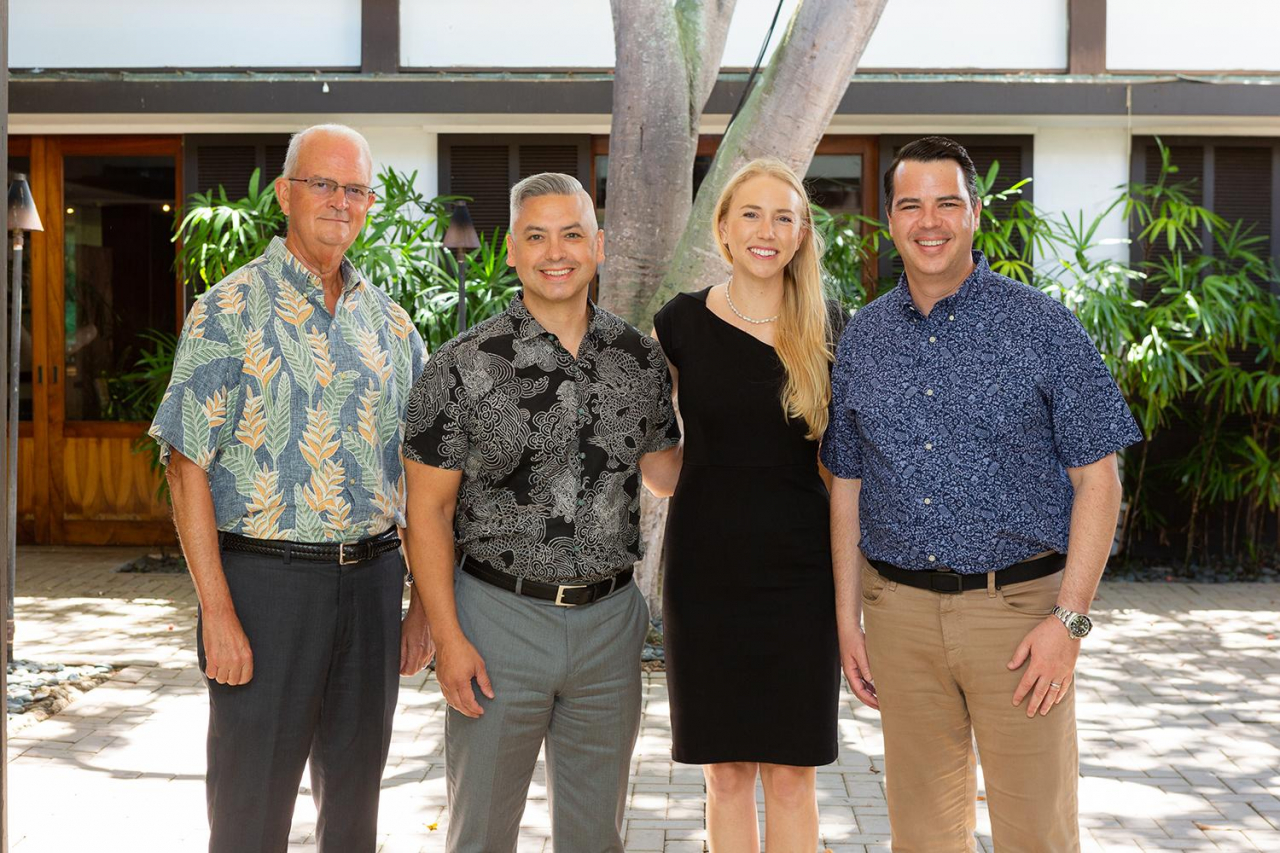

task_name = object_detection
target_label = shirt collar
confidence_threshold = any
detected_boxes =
[894,250,990,318]
[509,290,603,343]
[266,236,364,296]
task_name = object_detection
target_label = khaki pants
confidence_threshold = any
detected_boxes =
[861,564,1080,853]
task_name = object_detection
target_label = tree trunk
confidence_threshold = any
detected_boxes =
[645,0,890,320]
[600,0,737,326]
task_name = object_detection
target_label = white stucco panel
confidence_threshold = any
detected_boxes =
[1108,0,1280,71]
[1032,127,1131,263]
[11,0,362,69]
[401,0,1067,71]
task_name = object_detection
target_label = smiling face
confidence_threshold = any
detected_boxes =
[275,130,375,255]
[505,191,604,312]
[717,174,806,281]
[887,158,981,288]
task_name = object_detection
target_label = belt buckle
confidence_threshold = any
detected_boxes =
[928,570,963,593]
[338,542,357,566]
[553,583,587,606]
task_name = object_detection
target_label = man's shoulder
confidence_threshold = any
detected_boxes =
[592,306,666,365]
[980,271,1077,330]
[429,308,518,364]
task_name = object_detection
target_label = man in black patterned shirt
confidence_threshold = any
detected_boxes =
[403,172,681,852]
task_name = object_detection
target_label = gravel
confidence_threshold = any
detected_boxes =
[7,660,118,724]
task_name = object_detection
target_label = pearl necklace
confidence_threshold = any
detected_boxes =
[724,281,779,324]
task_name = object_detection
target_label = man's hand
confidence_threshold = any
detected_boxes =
[838,625,879,710]
[399,599,435,676]
[434,636,495,718]
[1008,616,1080,717]
[202,608,254,686]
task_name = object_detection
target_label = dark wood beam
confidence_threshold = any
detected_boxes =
[1068,0,1107,75]
[361,0,400,75]
[1,0,10,846]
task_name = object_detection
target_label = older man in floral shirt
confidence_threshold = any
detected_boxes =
[149,124,428,853]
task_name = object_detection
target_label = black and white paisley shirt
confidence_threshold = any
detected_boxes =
[821,252,1143,575]
[404,292,681,584]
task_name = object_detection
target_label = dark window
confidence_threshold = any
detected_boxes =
[1130,137,1279,293]
[183,134,290,200]
[438,135,592,236]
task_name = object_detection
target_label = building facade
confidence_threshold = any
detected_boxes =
[8,0,1280,544]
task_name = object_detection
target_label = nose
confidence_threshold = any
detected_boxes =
[756,218,777,239]
[329,191,351,211]
[544,236,567,259]
[919,203,941,229]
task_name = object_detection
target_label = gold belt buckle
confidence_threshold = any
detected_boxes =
[554,583,587,606]
[338,542,355,566]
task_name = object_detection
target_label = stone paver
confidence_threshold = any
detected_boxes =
[6,546,1280,851]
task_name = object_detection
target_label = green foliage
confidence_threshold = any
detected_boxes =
[818,141,1280,570]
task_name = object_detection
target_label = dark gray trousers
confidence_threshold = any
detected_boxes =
[198,547,404,853]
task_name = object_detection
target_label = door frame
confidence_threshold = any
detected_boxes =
[19,134,183,544]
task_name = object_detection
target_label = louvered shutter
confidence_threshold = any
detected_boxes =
[1214,146,1272,260]
[450,145,512,235]
[440,136,591,238]
[186,135,291,199]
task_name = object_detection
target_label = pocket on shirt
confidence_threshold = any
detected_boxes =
[995,570,1063,617]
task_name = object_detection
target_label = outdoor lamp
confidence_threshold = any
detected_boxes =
[5,175,42,655]
[442,202,481,334]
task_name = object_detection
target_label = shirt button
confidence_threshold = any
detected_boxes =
[927,554,937,563]
[577,499,585,507]
[924,498,932,505]
[578,452,586,460]
[948,314,955,321]
[929,336,937,343]
[925,442,934,450]
[925,389,934,396]
[577,407,585,415]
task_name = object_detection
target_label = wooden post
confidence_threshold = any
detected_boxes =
[1,0,11,846]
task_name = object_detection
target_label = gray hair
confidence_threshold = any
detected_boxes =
[509,172,594,228]
[282,123,373,181]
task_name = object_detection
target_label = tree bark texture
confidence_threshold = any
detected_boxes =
[644,0,889,320]
[599,0,737,327]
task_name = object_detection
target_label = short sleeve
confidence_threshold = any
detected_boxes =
[639,337,681,456]
[652,296,680,369]
[403,345,470,470]
[1045,307,1144,468]
[148,292,244,471]
[820,326,864,479]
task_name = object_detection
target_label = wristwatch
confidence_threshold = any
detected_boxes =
[1051,605,1092,639]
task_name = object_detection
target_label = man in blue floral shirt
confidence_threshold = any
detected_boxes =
[822,137,1142,851]
[150,124,430,852]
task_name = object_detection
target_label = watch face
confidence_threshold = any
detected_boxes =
[1067,614,1092,638]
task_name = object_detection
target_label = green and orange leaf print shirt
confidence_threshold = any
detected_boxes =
[149,237,426,543]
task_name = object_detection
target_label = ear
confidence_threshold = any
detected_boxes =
[595,228,605,264]
[275,177,292,216]
[504,232,516,268]
[971,197,983,227]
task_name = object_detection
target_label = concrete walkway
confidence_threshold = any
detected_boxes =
[5,546,1279,852]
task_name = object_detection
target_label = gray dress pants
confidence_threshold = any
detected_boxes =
[198,547,404,853]
[445,569,649,853]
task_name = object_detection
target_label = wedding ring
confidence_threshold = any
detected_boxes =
[1049,682,1062,689]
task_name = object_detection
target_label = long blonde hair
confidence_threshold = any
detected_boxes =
[713,158,833,439]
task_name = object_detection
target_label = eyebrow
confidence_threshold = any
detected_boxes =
[522,222,586,234]
[740,204,796,214]
[894,194,965,207]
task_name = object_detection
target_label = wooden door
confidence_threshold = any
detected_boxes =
[20,136,183,544]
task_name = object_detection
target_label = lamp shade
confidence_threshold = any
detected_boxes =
[442,202,481,251]
[7,175,43,233]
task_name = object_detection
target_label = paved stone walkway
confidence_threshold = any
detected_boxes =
[5,546,1279,852]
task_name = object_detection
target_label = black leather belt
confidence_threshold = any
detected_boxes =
[462,556,633,607]
[220,527,401,565]
[869,552,1066,593]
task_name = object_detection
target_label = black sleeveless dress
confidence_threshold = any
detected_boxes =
[653,287,840,767]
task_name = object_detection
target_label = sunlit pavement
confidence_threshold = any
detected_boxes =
[6,547,1279,852]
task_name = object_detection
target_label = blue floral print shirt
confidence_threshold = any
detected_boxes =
[820,252,1143,574]
[149,237,427,543]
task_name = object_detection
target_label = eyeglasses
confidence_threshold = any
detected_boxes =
[287,176,375,203]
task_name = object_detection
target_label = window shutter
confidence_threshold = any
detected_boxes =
[186,135,291,200]
[450,145,512,236]
[440,136,591,238]
[1213,146,1272,259]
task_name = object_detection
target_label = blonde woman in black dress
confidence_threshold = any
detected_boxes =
[649,159,843,852]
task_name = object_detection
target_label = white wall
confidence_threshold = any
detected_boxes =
[1032,127,1131,262]
[357,126,439,198]
[401,0,1067,71]
[10,0,362,69]
[1108,0,1280,72]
